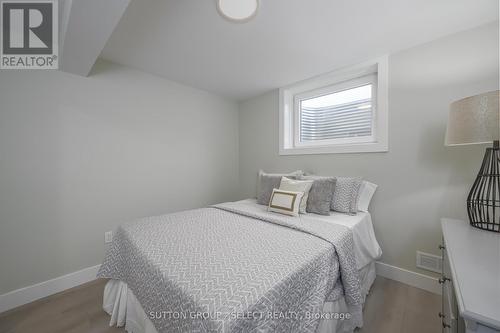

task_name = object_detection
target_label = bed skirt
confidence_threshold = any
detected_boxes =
[102,261,376,333]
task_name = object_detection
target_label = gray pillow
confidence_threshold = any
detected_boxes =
[256,170,303,205]
[300,176,336,215]
[331,177,362,214]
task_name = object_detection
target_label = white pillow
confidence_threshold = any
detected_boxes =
[357,181,378,212]
[268,189,304,217]
[279,177,313,213]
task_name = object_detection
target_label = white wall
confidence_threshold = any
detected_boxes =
[0,22,498,297]
[0,60,239,294]
[238,23,499,276]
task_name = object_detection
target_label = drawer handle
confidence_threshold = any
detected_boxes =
[438,312,445,318]
[439,277,451,284]
[438,245,446,250]
[442,322,451,328]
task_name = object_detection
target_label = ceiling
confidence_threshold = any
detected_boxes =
[59,0,130,76]
[101,0,499,101]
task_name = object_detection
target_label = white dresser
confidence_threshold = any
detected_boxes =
[440,218,500,333]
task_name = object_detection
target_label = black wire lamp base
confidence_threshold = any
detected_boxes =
[467,140,500,232]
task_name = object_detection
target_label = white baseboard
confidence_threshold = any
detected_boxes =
[0,265,101,314]
[0,261,440,314]
[376,261,441,295]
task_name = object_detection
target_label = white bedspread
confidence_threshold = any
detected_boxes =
[103,262,376,333]
[100,198,382,333]
[98,199,364,332]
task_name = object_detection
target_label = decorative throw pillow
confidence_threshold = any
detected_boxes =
[279,177,313,213]
[300,176,336,215]
[331,177,362,214]
[256,170,303,205]
[268,189,304,217]
[357,181,378,212]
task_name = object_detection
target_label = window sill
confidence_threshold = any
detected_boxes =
[279,141,388,155]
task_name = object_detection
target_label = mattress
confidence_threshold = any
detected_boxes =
[236,199,382,269]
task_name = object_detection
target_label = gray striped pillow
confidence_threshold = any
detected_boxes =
[331,177,362,214]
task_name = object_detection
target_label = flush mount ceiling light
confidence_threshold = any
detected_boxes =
[217,0,259,23]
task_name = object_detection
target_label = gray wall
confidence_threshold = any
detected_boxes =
[0,60,239,294]
[238,23,499,276]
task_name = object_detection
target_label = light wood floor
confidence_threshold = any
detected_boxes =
[0,276,441,333]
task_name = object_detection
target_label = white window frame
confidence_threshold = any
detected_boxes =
[294,74,377,148]
[279,56,388,155]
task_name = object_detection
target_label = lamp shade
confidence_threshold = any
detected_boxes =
[445,90,500,146]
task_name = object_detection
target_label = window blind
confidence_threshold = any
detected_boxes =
[300,98,372,142]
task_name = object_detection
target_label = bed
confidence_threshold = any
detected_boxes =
[97,198,382,333]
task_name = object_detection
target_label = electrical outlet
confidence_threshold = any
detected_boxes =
[104,231,113,243]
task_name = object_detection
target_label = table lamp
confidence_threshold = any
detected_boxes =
[445,90,500,232]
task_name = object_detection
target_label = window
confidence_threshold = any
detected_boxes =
[279,57,388,155]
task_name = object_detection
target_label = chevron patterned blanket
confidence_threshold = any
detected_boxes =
[97,201,361,333]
